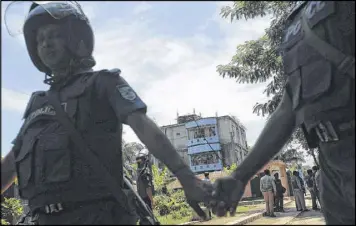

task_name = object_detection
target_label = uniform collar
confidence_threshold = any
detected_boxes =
[73,67,94,75]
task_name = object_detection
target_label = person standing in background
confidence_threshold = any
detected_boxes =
[312,166,322,210]
[274,173,285,212]
[203,172,212,219]
[292,171,309,212]
[260,169,277,217]
[306,169,320,210]
[136,149,154,210]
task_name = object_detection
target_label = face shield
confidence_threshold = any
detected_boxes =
[4,1,87,37]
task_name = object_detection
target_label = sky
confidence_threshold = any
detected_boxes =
[1,1,314,166]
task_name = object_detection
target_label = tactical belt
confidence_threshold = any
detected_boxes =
[314,119,355,143]
[34,197,114,215]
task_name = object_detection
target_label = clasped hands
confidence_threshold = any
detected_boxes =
[183,175,247,218]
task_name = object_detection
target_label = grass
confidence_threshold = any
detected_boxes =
[156,214,193,225]
[154,202,270,225]
[192,205,263,225]
[154,205,260,225]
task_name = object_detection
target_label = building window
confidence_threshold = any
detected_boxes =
[195,128,205,138]
[208,126,216,137]
[176,132,180,136]
[190,152,219,166]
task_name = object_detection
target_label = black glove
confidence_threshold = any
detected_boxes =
[209,175,247,217]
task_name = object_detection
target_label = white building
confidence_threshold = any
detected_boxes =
[151,113,249,174]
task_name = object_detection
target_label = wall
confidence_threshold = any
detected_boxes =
[157,115,249,172]
[217,116,248,166]
[186,117,222,173]
[161,124,187,150]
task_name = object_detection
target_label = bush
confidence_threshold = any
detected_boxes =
[224,163,238,174]
[153,189,193,220]
[1,197,23,225]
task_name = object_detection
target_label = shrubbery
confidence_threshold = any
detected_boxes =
[1,197,23,225]
[151,165,193,221]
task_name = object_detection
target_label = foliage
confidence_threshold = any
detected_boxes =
[151,165,194,223]
[153,190,192,219]
[217,1,310,149]
[122,140,145,164]
[1,197,23,225]
[1,219,10,225]
[223,163,238,174]
[151,165,174,194]
[274,148,305,164]
[307,148,319,167]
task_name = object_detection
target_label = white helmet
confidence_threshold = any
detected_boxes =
[136,148,149,160]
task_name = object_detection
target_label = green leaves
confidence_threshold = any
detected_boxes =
[275,148,306,164]
[220,2,270,22]
[223,163,238,174]
[1,197,24,224]
[151,165,174,193]
[217,1,310,149]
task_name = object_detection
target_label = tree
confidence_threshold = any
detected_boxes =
[223,163,238,174]
[274,148,305,164]
[217,1,310,150]
[1,197,23,225]
[151,165,174,194]
[122,141,145,164]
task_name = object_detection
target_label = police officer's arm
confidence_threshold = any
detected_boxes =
[1,149,17,194]
[127,113,196,185]
[231,89,297,182]
[99,71,196,186]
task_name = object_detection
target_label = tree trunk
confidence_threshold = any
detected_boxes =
[310,149,319,167]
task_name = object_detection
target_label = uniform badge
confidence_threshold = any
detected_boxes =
[117,85,137,101]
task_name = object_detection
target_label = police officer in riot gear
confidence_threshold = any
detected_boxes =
[1,1,213,224]
[209,1,354,225]
[136,149,154,210]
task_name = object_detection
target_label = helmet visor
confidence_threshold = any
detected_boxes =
[4,1,86,37]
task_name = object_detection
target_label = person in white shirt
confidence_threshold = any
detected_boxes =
[260,169,277,217]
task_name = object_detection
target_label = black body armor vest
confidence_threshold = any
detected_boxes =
[281,1,355,145]
[14,70,123,208]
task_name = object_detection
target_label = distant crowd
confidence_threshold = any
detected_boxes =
[260,166,322,217]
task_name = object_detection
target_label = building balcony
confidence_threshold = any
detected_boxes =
[187,143,221,154]
[187,135,219,147]
[191,162,223,173]
[185,118,217,129]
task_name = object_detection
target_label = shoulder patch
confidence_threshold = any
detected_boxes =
[117,84,137,101]
[23,91,46,119]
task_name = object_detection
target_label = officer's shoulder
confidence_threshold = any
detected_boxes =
[23,91,46,119]
[286,1,308,21]
[96,68,122,78]
[94,68,123,84]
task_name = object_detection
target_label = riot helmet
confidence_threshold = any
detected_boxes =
[136,148,149,162]
[5,1,95,77]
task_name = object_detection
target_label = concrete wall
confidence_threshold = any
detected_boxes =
[156,115,249,170]
[217,116,248,166]
[161,124,187,150]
